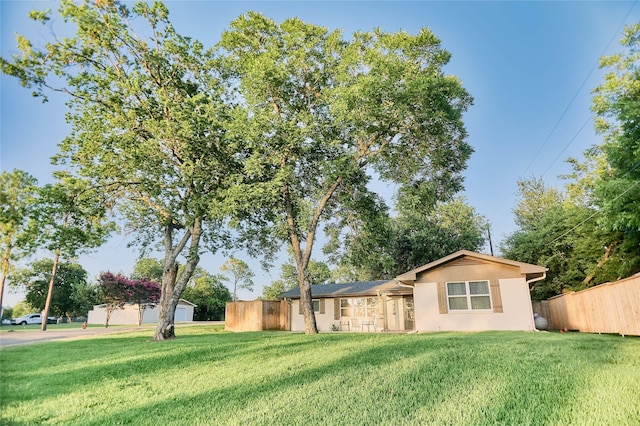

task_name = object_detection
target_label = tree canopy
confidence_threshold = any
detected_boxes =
[4,3,476,335]
[182,268,231,321]
[12,259,92,319]
[1,0,241,339]
[590,22,640,277]
[328,196,487,282]
[220,13,473,333]
[0,170,39,314]
[503,24,640,297]
[35,177,113,331]
[220,257,254,301]
[131,258,164,283]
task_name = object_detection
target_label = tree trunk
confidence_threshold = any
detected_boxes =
[0,244,11,318]
[282,178,342,335]
[291,236,317,334]
[298,274,317,334]
[583,242,616,286]
[41,250,60,332]
[138,304,144,326]
[104,308,111,328]
[155,263,178,340]
[154,218,203,341]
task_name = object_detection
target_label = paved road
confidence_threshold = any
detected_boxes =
[0,322,221,348]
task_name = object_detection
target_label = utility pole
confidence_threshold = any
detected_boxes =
[487,225,494,256]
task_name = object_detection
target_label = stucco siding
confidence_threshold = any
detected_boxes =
[414,278,535,332]
[290,299,340,331]
[87,302,194,325]
[500,278,536,329]
[87,304,158,325]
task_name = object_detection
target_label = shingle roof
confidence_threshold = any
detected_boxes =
[279,280,411,299]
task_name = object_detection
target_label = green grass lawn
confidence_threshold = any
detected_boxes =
[1,327,638,425]
[0,323,125,333]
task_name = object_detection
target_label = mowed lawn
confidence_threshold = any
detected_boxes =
[1,326,639,425]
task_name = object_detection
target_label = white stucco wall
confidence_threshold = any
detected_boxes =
[290,299,340,332]
[88,302,195,325]
[413,278,535,332]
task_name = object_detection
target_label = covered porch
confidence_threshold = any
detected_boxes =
[280,280,415,332]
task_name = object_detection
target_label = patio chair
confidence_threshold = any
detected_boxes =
[362,316,376,332]
[339,317,350,331]
[350,317,360,331]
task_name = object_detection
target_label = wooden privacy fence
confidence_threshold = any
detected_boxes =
[546,274,640,336]
[225,300,290,332]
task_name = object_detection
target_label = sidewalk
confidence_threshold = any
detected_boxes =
[0,322,221,347]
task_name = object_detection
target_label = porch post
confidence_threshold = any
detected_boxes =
[380,293,388,332]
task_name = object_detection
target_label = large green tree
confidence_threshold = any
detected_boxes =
[131,258,164,282]
[590,22,640,277]
[12,259,91,320]
[2,1,241,340]
[261,259,331,301]
[220,13,473,333]
[181,268,231,321]
[0,170,39,316]
[35,178,113,331]
[220,257,254,301]
[391,196,488,276]
[328,196,487,281]
[501,177,618,299]
[505,24,640,297]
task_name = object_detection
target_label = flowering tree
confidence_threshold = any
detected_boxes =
[97,272,131,328]
[129,278,161,326]
[98,272,161,327]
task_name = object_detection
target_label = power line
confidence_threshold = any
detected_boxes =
[548,178,640,246]
[490,2,639,242]
[540,113,594,178]
[521,1,638,178]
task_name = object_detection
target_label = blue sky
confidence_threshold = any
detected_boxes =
[1,1,639,305]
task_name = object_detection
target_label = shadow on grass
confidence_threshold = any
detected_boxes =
[2,331,637,425]
[1,330,335,408]
[73,333,541,424]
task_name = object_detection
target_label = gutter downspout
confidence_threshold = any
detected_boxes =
[397,282,414,290]
[526,272,547,288]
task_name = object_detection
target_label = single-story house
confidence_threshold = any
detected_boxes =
[87,299,196,325]
[280,250,547,332]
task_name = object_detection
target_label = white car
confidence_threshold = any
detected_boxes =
[11,313,43,325]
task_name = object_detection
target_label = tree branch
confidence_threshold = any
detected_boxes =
[303,176,343,268]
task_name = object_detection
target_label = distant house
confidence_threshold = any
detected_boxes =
[280,250,547,333]
[87,299,196,325]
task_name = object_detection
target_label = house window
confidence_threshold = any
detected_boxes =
[340,297,378,317]
[446,281,491,311]
[300,299,324,315]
